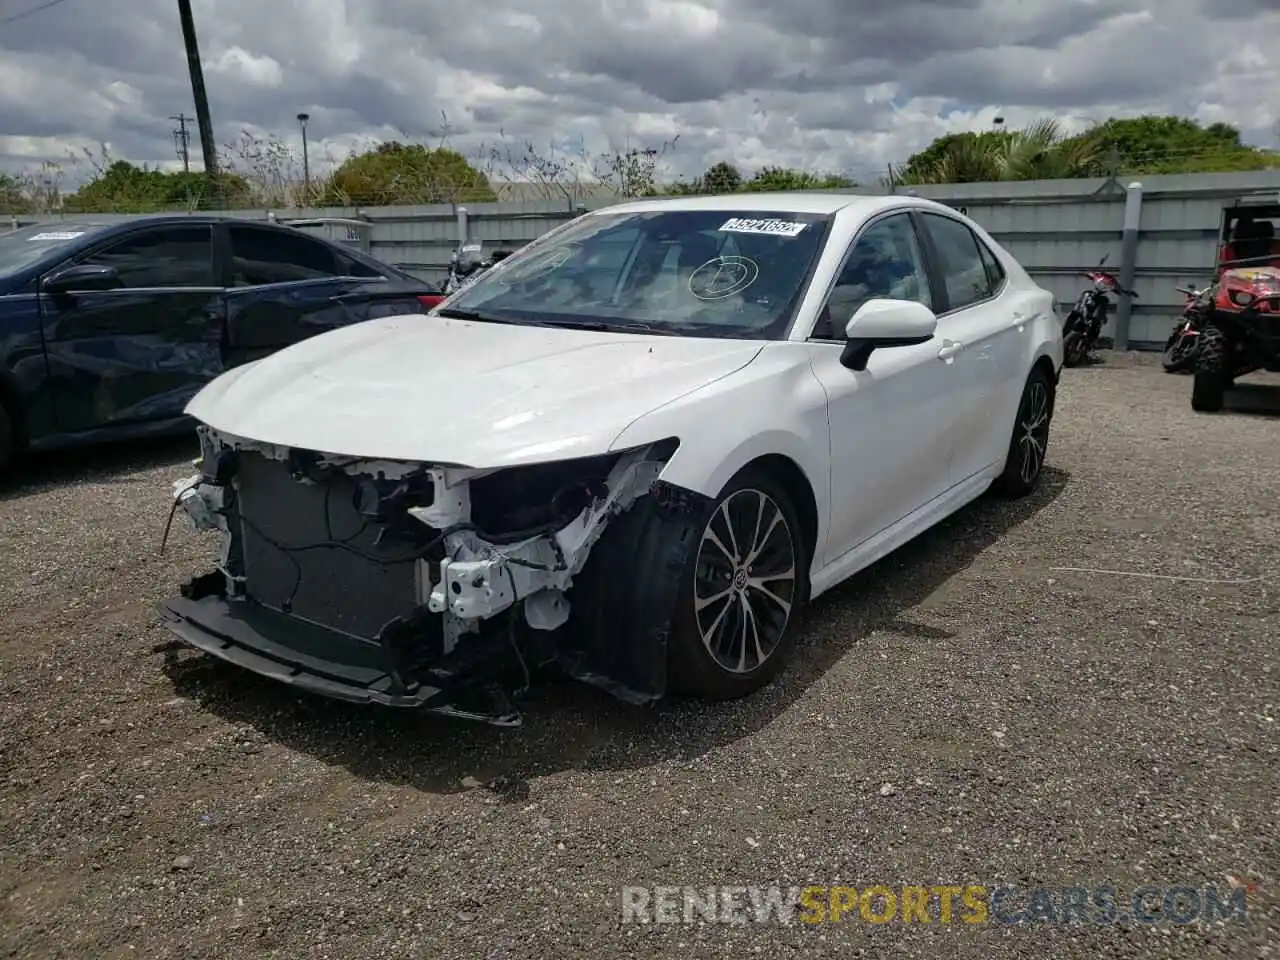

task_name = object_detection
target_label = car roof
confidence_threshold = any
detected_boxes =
[589,191,947,218]
[100,214,288,227]
[7,214,307,237]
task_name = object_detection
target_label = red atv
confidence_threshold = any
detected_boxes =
[1190,195,1280,412]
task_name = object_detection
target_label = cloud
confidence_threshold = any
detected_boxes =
[0,0,1276,188]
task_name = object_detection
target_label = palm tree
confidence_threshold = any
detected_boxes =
[889,118,1105,185]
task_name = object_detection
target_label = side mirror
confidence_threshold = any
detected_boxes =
[839,298,937,371]
[42,263,121,294]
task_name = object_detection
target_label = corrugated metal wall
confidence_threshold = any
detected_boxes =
[9,169,1280,348]
[901,171,1280,345]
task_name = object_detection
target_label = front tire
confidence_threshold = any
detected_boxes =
[1190,326,1228,412]
[1162,325,1199,373]
[992,367,1053,498]
[667,469,810,701]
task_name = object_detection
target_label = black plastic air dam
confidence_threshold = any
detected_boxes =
[161,588,446,707]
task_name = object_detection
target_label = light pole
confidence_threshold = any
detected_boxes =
[297,112,310,199]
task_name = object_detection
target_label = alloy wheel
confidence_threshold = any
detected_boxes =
[1017,379,1050,485]
[692,488,797,674]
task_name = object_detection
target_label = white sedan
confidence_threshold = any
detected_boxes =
[162,192,1063,725]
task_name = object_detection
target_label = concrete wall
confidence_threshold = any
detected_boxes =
[9,169,1280,348]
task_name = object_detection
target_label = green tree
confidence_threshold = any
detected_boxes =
[892,119,1105,185]
[668,160,743,195]
[62,159,253,212]
[320,141,496,205]
[1064,116,1277,175]
[703,161,743,193]
[740,166,854,191]
[892,115,1278,185]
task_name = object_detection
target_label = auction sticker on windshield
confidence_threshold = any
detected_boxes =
[719,218,808,237]
[28,231,84,241]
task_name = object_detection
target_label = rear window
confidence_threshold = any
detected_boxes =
[0,223,99,280]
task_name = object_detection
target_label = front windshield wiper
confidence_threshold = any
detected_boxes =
[539,319,679,335]
[435,307,525,324]
[437,308,682,336]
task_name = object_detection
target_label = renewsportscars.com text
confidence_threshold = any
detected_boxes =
[620,884,1251,926]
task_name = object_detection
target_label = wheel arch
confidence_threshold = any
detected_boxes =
[1031,353,1058,416]
[725,453,819,574]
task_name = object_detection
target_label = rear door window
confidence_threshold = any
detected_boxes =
[228,225,340,285]
[920,213,997,311]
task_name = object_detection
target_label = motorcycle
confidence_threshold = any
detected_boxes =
[1062,254,1138,367]
[1161,283,1211,374]
[442,242,515,295]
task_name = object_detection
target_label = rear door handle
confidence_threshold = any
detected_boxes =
[937,340,964,360]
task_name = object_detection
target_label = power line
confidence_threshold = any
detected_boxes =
[0,0,73,26]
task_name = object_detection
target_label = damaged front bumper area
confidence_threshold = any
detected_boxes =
[160,426,681,725]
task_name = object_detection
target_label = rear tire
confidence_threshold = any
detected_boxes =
[1062,328,1087,367]
[992,367,1053,499]
[1190,326,1228,412]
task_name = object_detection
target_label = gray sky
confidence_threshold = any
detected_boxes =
[0,0,1276,186]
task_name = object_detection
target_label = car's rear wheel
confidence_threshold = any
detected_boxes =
[992,366,1053,498]
[667,469,809,700]
[1190,326,1228,412]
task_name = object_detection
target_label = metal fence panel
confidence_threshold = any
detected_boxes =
[7,169,1280,346]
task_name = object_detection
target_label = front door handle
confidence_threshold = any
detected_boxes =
[937,340,964,360]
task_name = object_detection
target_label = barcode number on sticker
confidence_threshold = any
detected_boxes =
[719,218,807,237]
[28,231,84,241]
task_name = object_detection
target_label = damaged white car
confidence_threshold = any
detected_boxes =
[161,193,1063,724]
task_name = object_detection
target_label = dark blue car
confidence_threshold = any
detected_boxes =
[0,215,443,472]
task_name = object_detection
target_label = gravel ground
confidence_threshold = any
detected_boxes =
[1,353,1277,960]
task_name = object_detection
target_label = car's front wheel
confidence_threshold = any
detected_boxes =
[667,470,809,700]
[992,366,1053,498]
[566,464,811,704]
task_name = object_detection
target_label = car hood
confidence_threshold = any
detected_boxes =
[186,313,764,467]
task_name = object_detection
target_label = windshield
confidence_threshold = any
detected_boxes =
[443,208,832,338]
[0,223,98,281]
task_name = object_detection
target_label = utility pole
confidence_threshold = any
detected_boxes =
[297,113,311,199]
[176,0,219,204]
[170,113,192,172]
